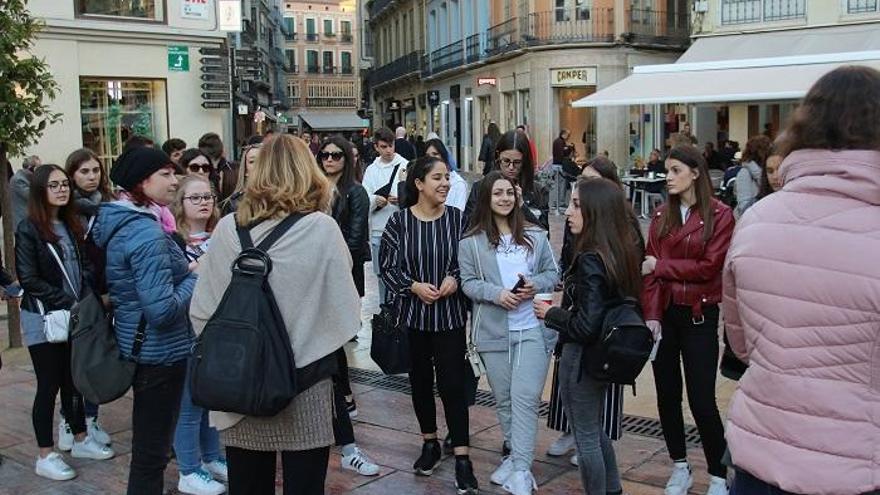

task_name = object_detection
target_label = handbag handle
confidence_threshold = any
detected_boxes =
[46,242,79,301]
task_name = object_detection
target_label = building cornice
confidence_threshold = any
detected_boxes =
[39,18,227,45]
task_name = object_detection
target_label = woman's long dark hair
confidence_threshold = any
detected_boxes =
[403,156,446,209]
[585,155,622,188]
[573,178,641,298]
[28,164,85,243]
[494,130,535,192]
[64,148,114,201]
[487,122,501,144]
[424,138,451,165]
[463,171,533,253]
[318,135,358,192]
[658,146,716,243]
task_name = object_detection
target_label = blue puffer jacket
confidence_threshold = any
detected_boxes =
[93,201,196,365]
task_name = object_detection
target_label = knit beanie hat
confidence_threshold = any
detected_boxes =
[110,146,174,191]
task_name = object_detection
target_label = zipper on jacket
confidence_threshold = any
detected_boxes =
[682,233,691,302]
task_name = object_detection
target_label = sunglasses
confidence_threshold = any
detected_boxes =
[187,164,213,174]
[318,151,345,161]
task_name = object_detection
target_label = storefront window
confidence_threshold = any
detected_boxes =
[77,0,164,21]
[80,78,168,166]
[518,90,530,127]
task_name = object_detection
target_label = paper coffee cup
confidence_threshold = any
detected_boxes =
[535,293,553,304]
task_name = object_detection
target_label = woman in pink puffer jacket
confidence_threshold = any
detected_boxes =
[723,66,880,495]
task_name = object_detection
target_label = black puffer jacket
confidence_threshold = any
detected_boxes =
[15,219,90,313]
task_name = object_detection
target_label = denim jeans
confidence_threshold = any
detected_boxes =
[173,361,222,475]
[370,234,387,303]
[127,361,186,495]
[559,343,622,494]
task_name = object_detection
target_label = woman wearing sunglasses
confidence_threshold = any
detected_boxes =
[180,149,215,182]
[316,136,381,478]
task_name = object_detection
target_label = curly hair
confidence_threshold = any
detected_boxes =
[778,66,880,155]
[741,135,773,167]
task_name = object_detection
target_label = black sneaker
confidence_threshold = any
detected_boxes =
[454,457,479,494]
[502,441,511,458]
[443,435,454,455]
[413,440,442,476]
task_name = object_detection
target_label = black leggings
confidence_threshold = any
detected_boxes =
[332,348,355,446]
[407,328,470,447]
[28,343,86,448]
[227,445,330,495]
[652,304,727,478]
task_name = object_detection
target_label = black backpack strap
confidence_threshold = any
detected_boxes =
[255,213,306,252]
[129,316,147,361]
[234,214,255,250]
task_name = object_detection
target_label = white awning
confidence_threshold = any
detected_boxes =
[298,112,369,131]
[573,24,880,107]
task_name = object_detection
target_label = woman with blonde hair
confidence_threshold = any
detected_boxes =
[190,134,361,495]
[222,142,261,215]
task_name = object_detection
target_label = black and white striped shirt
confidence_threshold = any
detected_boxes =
[379,206,469,332]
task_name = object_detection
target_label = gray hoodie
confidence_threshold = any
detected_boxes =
[735,160,762,217]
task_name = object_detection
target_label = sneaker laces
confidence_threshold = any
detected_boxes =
[45,453,70,471]
[193,469,214,483]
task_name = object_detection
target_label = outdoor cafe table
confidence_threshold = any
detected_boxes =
[621,175,666,218]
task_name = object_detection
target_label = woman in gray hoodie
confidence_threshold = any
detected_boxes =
[459,171,559,495]
[734,135,772,217]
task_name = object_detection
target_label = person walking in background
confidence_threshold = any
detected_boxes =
[17,165,116,482]
[466,130,549,232]
[162,139,187,166]
[459,170,559,494]
[11,155,41,230]
[169,176,227,495]
[93,147,196,494]
[394,126,416,161]
[190,135,360,495]
[362,127,409,302]
[641,146,734,495]
[534,177,642,495]
[424,138,468,211]
[318,136,381,478]
[552,129,574,166]
[222,142,261,215]
[734,135,772,217]
[724,66,880,495]
[380,156,478,495]
[479,122,502,175]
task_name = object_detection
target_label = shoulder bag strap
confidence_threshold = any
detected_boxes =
[46,243,78,301]
[129,317,148,361]
[385,163,401,191]
[469,236,484,348]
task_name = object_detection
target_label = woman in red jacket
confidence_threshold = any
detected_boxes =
[641,145,734,495]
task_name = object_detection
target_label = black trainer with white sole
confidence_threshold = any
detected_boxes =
[413,440,442,476]
[454,457,479,494]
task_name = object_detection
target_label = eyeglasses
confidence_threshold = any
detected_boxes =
[184,194,216,205]
[187,164,213,174]
[497,157,523,169]
[318,151,345,161]
[47,181,71,192]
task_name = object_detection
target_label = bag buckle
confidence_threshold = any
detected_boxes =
[692,315,705,326]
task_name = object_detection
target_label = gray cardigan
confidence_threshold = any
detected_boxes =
[459,228,559,353]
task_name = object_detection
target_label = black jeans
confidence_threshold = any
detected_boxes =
[334,347,353,397]
[332,348,355,446]
[407,328,470,447]
[28,343,86,448]
[227,445,330,495]
[126,361,186,495]
[652,304,727,478]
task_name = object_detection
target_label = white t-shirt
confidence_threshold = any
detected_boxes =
[495,234,540,331]
[680,204,691,223]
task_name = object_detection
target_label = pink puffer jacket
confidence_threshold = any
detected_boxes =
[723,149,880,495]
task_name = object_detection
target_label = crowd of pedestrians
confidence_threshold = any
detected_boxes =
[0,65,877,495]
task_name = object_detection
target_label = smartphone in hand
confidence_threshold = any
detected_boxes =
[511,274,526,294]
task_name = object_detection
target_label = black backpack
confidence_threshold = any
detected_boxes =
[585,296,654,389]
[190,214,305,416]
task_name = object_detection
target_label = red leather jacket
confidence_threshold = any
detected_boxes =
[641,198,734,322]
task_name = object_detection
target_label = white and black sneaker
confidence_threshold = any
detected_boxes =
[341,447,380,476]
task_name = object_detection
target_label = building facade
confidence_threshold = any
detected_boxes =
[282,0,364,132]
[25,0,230,165]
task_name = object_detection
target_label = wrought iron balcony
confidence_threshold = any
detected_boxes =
[524,8,615,45]
[341,33,353,43]
[307,65,320,74]
[341,65,354,75]
[323,65,336,74]
[306,33,319,42]
[486,18,521,56]
[721,0,805,25]
[625,9,690,47]
[370,50,424,87]
[466,33,483,64]
[284,64,298,74]
[368,0,395,21]
[305,97,359,108]
[428,40,464,75]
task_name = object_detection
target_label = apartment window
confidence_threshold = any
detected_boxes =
[287,81,300,106]
[324,19,334,36]
[283,16,296,41]
[285,49,296,71]
[307,50,319,72]
[341,52,352,74]
[323,51,334,73]
[77,0,164,21]
[848,0,879,13]
[306,18,318,41]
[720,0,805,24]
[80,78,168,165]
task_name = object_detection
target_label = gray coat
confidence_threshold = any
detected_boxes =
[11,169,32,230]
[735,160,762,217]
[459,228,559,353]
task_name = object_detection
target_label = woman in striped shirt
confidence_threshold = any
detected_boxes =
[379,156,478,495]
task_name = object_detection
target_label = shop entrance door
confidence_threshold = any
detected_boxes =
[555,87,596,159]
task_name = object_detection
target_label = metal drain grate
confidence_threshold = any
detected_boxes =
[348,367,701,447]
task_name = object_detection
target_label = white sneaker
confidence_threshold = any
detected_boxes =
[490,456,514,485]
[341,447,380,476]
[178,469,226,495]
[35,452,76,481]
[86,417,111,446]
[71,436,115,460]
[204,459,228,482]
[547,432,575,456]
[706,475,729,495]
[502,470,537,495]
[665,462,694,495]
[57,419,73,452]
[570,454,578,466]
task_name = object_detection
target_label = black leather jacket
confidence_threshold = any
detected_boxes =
[331,184,370,263]
[544,252,613,346]
[15,219,90,313]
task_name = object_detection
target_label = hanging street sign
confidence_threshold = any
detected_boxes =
[199,46,225,57]
[202,92,231,101]
[202,101,231,109]
[168,45,190,72]
[201,82,230,91]
[200,73,226,82]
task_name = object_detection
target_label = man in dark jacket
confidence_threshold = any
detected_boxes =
[393,126,416,161]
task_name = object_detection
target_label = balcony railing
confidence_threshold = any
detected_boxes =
[288,97,301,107]
[306,33,319,42]
[429,40,464,75]
[466,33,484,64]
[323,65,336,74]
[525,8,614,45]
[284,64,298,74]
[341,65,354,75]
[370,50,424,87]
[486,18,520,56]
[721,0,805,25]
[307,65,320,73]
[285,32,297,41]
[626,9,690,47]
[305,97,358,108]
[368,0,395,21]
[341,33,353,43]
[325,31,335,37]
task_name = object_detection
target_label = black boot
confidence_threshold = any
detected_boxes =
[454,457,479,494]
[413,439,442,476]
[502,441,511,458]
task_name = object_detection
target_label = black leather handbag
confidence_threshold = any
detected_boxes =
[370,299,411,375]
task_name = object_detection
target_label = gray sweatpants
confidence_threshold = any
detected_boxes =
[481,326,553,471]
[559,343,622,494]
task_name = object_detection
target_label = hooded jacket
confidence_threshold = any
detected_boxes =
[734,160,762,217]
[723,149,880,495]
[92,201,196,365]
